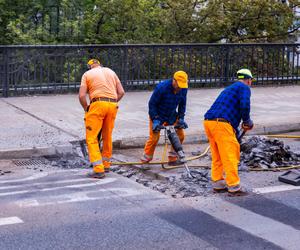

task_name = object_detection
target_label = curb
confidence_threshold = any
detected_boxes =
[1,123,299,159]
[0,144,74,159]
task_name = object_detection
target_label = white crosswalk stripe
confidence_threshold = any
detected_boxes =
[253,184,300,194]
[0,217,23,226]
[0,177,117,197]
[0,177,88,190]
[17,188,144,207]
[0,171,148,208]
[185,196,300,250]
[0,172,48,184]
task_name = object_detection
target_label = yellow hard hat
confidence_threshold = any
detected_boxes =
[174,71,188,88]
[87,59,100,66]
[237,68,254,80]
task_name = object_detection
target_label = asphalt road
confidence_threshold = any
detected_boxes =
[0,167,299,250]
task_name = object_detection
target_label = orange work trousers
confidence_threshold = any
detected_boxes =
[85,101,118,173]
[143,119,184,161]
[203,120,240,187]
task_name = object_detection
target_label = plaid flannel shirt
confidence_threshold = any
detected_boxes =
[204,81,251,130]
[149,79,187,124]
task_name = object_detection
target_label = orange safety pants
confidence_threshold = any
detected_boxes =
[203,120,240,187]
[143,119,184,162]
[85,101,118,173]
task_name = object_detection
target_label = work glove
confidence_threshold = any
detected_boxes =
[175,118,188,129]
[152,119,163,132]
[242,119,254,131]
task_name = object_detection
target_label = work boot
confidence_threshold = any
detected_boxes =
[168,159,183,166]
[103,160,111,173]
[87,172,105,179]
[140,154,152,163]
[212,180,227,193]
[228,185,249,197]
[168,153,180,165]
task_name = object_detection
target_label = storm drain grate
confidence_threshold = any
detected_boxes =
[13,159,46,167]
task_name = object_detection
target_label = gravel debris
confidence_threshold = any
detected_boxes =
[240,136,300,170]
[111,165,210,198]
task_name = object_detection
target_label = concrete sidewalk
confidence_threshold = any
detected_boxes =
[0,85,300,158]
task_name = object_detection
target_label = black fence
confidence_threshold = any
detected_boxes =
[0,43,300,97]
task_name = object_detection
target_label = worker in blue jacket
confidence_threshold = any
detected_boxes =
[141,71,189,165]
[204,68,254,196]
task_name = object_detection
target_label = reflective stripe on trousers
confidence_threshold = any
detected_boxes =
[203,120,240,187]
[85,101,118,173]
[102,157,111,168]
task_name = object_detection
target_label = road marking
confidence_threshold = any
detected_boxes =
[253,185,300,194]
[0,169,88,185]
[0,172,48,184]
[0,217,23,226]
[17,188,145,207]
[186,197,300,250]
[0,178,116,197]
[0,178,90,190]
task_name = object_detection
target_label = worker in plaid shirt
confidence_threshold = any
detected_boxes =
[204,68,254,196]
[141,71,189,165]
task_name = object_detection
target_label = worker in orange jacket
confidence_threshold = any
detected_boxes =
[204,69,254,196]
[79,59,125,179]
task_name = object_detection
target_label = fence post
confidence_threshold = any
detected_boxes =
[223,45,230,86]
[3,47,9,97]
[123,46,129,90]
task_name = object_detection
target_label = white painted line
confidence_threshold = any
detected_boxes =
[186,197,300,250]
[17,199,40,207]
[0,169,88,185]
[17,188,145,207]
[0,178,116,197]
[253,185,300,194]
[0,172,48,184]
[0,217,23,226]
[0,178,90,190]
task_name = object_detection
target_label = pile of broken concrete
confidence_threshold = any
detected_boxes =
[240,136,300,170]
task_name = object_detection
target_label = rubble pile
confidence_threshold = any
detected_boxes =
[111,165,210,198]
[45,155,90,169]
[240,136,300,170]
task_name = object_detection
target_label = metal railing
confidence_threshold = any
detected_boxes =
[0,43,299,97]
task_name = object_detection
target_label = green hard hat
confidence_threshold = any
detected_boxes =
[237,68,254,80]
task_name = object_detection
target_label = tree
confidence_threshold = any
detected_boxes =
[159,0,300,43]
[0,0,299,44]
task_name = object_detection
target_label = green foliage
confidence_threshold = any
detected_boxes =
[0,0,299,44]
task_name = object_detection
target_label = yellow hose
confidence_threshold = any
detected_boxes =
[249,165,300,171]
[264,134,300,139]
[111,145,210,166]
[162,165,300,171]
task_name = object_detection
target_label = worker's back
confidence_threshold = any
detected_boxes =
[204,81,251,130]
[82,67,120,100]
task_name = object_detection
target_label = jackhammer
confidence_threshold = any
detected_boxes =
[162,125,194,178]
